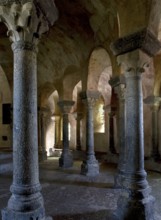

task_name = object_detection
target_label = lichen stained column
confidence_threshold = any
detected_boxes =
[80,91,100,177]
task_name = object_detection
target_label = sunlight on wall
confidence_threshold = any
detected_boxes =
[68,123,71,140]
[46,119,54,156]
[94,103,105,133]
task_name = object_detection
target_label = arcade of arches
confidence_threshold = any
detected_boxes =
[1,0,161,220]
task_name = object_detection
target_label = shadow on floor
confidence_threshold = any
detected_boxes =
[52,209,114,220]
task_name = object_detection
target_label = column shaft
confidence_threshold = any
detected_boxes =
[80,91,100,176]
[114,85,126,188]
[109,112,117,154]
[40,112,47,161]
[115,68,155,220]
[58,100,74,168]
[151,104,160,160]
[2,42,45,220]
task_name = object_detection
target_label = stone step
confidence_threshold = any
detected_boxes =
[0,152,12,160]
[0,152,13,174]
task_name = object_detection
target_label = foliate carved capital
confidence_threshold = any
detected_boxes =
[110,28,161,57]
[144,96,161,108]
[114,84,126,101]
[0,2,50,44]
[105,105,117,116]
[58,100,75,114]
[117,50,151,78]
[38,107,50,118]
[74,112,83,121]
[109,75,125,88]
[80,90,101,108]
[11,40,38,52]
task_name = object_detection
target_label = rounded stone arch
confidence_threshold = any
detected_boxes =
[47,90,60,114]
[39,83,56,107]
[62,65,81,100]
[87,47,112,92]
[72,80,82,113]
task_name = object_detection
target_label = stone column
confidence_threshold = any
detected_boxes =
[54,115,61,149]
[114,51,155,220]
[110,27,161,219]
[114,83,126,188]
[108,110,117,154]
[80,91,100,177]
[144,96,161,161]
[0,2,57,220]
[75,112,83,151]
[58,100,74,168]
[39,109,47,161]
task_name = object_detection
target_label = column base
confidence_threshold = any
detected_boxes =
[76,145,82,151]
[151,152,161,162]
[114,193,155,220]
[2,206,47,220]
[59,151,73,168]
[114,171,126,188]
[39,150,47,162]
[81,158,99,177]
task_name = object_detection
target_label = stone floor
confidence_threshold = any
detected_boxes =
[0,157,161,219]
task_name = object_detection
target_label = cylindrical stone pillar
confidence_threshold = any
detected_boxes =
[80,91,100,177]
[39,110,47,161]
[108,111,117,154]
[116,68,155,220]
[58,100,74,168]
[76,112,83,151]
[144,95,161,161]
[2,41,46,220]
[54,115,61,149]
[151,103,161,161]
[114,84,126,188]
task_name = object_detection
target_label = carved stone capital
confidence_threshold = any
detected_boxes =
[73,112,83,120]
[12,40,38,52]
[58,100,75,114]
[144,95,161,108]
[111,28,161,57]
[117,50,151,77]
[38,107,50,118]
[109,75,125,88]
[0,1,58,44]
[114,84,126,101]
[105,105,117,115]
[80,90,101,107]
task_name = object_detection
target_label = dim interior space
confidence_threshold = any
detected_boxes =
[0,0,161,220]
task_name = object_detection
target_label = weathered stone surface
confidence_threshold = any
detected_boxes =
[58,100,74,168]
[114,56,155,219]
[110,28,161,57]
[80,91,100,177]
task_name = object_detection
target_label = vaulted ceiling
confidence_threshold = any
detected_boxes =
[0,0,161,106]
